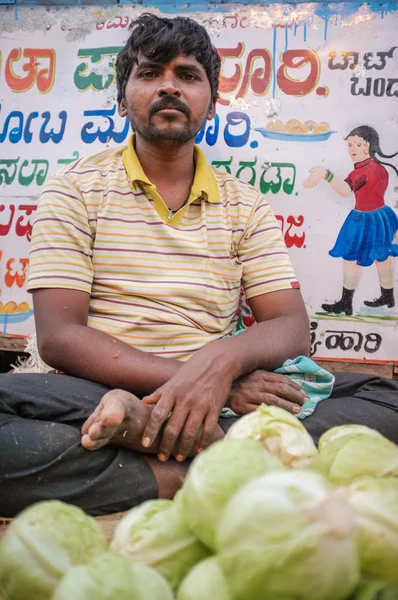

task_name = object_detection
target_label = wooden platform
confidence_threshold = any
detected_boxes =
[0,337,26,353]
[95,512,126,541]
[315,359,396,380]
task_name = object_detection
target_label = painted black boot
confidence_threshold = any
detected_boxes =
[322,287,354,316]
[364,287,395,308]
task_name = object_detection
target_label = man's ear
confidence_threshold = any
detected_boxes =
[207,101,216,121]
[118,100,127,118]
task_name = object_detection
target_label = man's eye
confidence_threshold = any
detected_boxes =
[140,71,157,78]
[181,73,197,80]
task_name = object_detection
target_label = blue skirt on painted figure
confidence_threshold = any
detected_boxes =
[330,205,398,267]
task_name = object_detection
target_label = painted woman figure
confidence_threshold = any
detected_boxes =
[304,125,398,316]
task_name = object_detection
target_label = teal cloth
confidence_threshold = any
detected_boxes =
[220,355,335,420]
[274,355,335,419]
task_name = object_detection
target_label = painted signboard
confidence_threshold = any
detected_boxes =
[0,2,397,363]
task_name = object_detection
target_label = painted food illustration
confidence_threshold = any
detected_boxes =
[266,119,331,134]
[0,301,31,314]
[256,119,335,142]
[0,300,34,334]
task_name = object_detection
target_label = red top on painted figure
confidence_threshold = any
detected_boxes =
[345,158,389,212]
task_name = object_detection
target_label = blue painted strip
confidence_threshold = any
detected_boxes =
[324,16,328,39]
[285,22,288,50]
[7,0,398,16]
[272,25,277,99]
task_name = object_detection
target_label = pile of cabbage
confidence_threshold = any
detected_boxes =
[1,404,398,600]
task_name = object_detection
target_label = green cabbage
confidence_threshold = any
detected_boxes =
[317,432,398,486]
[52,552,174,600]
[347,478,398,585]
[349,578,398,599]
[0,501,107,600]
[179,438,283,550]
[110,499,209,590]
[227,404,318,468]
[177,557,233,600]
[318,425,383,451]
[217,470,359,600]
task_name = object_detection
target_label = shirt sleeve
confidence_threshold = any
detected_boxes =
[238,194,300,300]
[345,168,367,192]
[27,173,94,293]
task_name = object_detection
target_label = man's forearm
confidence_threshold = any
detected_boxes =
[209,315,310,381]
[39,324,181,396]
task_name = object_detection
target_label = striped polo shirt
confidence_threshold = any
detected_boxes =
[27,135,299,360]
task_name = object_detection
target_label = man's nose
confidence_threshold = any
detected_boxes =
[157,77,181,96]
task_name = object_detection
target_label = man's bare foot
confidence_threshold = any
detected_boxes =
[81,389,225,460]
[81,389,152,451]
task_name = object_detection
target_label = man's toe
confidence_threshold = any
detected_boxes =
[101,400,126,428]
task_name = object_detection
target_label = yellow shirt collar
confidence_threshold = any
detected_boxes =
[122,134,220,204]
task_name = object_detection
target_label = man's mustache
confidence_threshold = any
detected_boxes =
[149,97,191,118]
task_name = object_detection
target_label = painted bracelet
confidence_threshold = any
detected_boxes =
[325,169,334,183]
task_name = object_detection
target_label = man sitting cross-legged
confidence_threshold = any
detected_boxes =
[1,14,397,518]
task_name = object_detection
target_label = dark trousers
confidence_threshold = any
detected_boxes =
[0,371,397,517]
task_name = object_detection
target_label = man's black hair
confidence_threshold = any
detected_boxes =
[116,13,221,105]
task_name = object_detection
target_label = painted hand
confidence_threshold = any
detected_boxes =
[227,370,307,415]
[303,167,328,188]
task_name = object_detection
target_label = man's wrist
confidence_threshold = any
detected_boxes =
[210,338,246,380]
[197,337,242,381]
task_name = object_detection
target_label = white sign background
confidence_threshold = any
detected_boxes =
[0,2,397,363]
